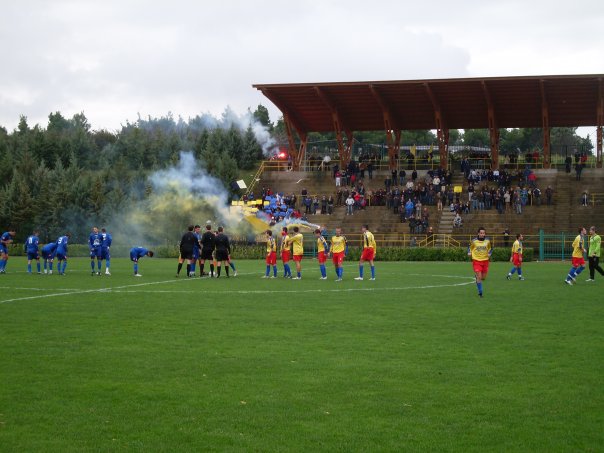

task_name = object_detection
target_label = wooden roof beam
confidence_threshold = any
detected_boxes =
[258,87,308,136]
[313,86,352,134]
[368,84,403,131]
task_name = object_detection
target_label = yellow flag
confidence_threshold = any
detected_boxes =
[410,144,417,157]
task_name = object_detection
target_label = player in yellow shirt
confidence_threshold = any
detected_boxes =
[314,229,329,280]
[355,224,376,281]
[290,226,304,279]
[263,230,277,278]
[506,233,525,281]
[329,227,347,281]
[280,227,292,278]
[565,226,586,285]
[467,227,492,298]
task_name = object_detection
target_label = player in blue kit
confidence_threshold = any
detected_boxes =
[41,241,58,274]
[130,247,154,277]
[190,224,201,276]
[55,233,70,275]
[100,228,112,275]
[25,230,41,274]
[0,228,16,274]
[89,226,103,276]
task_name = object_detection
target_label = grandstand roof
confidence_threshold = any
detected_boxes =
[254,74,603,133]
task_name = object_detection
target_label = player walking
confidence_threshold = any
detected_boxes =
[468,227,492,297]
[565,227,587,285]
[506,234,525,280]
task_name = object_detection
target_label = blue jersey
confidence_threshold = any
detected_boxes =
[1,232,13,244]
[130,247,149,261]
[101,232,112,249]
[42,242,57,258]
[89,232,102,250]
[56,236,69,255]
[26,235,40,253]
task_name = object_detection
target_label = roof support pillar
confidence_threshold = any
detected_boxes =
[385,129,401,171]
[315,86,353,168]
[482,81,499,170]
[369,85,403,171]
[540,80,551,169]
[597,79,603,168]
[284,114,307,171]
[424,83,449,170]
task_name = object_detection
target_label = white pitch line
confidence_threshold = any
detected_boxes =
[0,278,191,305]
[98,280,475,295]
[0,273,475,304]
[0,286,80,292]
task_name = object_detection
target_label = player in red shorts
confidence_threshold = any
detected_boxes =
[468,227,492,298]
[314,229,329,280]
[329,227,347,281]
[355,224,376,281]
[280,227,292,278]
[263,230,277,278]
[506,233,525,281]
[565,227,587,285]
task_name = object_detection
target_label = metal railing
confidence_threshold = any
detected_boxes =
[590,193,604,207]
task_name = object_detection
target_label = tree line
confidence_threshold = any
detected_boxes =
[0,110,265,242]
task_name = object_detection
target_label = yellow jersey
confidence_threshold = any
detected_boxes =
[363,231,376,251]
[317,235,328,253]
[572,234,585,259]
[330,235,347,254]
[511,239,522,255]
[266,236,276,253]
[280,234,291,253]
[469,237,492,261]
[290,233,304,256]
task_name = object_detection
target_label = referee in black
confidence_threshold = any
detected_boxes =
[177,225,199,277]
[199,223,216,277]
[214,226,231,277]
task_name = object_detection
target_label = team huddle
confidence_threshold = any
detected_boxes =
[265,225,377,281]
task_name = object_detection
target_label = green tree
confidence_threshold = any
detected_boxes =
[252,105,273,130]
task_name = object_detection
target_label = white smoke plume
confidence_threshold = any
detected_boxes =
[112,151,253,246]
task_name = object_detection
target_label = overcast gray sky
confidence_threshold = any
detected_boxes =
[1,0,603,138]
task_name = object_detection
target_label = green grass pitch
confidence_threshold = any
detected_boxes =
[1,258,603,452]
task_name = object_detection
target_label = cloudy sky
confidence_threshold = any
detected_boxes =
[1,0,603,137]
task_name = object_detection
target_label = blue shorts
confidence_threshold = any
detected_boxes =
[42,251,56,260]
[101,248,111,260]
[90,248,102,258]
[130,253,139,262]
[193,248,200,260]
[56,253,67,261]
[0,244,7,255]
[27,251,40,260]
